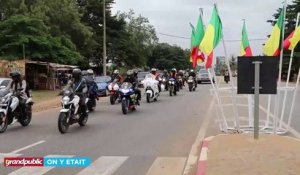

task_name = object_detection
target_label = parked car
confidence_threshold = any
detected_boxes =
[95,76,111,96]
[0,78,12,97]
[137,71,148,88]
[197,69,214,84]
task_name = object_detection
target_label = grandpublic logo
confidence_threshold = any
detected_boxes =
[3,157,90,167]
[4,157,43,167]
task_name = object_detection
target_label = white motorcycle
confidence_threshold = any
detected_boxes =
[0,89,33,133]
[142,74,162,103]
[58,88,89,134]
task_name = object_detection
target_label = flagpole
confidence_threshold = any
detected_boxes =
[287,67,300,130]
[215,4,240,132]
[279,12,300,129]
[274,0,287,134]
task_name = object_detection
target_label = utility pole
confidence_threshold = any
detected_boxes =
[103,0,107,76]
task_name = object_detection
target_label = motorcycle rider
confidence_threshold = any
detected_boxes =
[111,69,122,83]
[10,71,28,118]
[64,69,88,119]
[150,68,161,92]
[84,69,98,101]
[170,68,179,91]
[178,70,184,86]
[123,69,141,105]
[189,69,197,88]
[224,69,230,83]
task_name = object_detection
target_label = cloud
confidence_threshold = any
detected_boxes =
[112,0,293,56]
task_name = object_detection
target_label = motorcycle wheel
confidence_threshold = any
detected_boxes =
[169,87,173,96]
[146,93,150,103]
[189,85,192,92]
[88,101,95,112]
[78,114,88,126]
[20,105,32,127]
[110,95,116,105]
[174,87,177,95]
[122,99,128,115]
[0,113,8,133]
[58,113,69,134]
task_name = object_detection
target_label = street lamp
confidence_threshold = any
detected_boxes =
[103,0,107,76]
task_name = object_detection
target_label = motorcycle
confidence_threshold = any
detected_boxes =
[224,74,230,84]
[119,82,138,115]
[58,88,89,134]
[142,74,160,103]
[87,93,96,112]
[178,76,183,89]
[187,76,196,92]
[107,80,120,105]
[169,78,177,96]
[0,89,33,133]
[161,76,168,91]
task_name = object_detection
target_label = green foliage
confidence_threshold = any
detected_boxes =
[0,15,81,64]
[148,43,191,70]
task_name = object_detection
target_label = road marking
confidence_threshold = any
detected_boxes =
[8,155,73,175]
[0,153,22,164]
[182,95,216,175]
[10,140,45,154]
[146,157,187,175]
[77,156,128,175]
[199,148,208,161]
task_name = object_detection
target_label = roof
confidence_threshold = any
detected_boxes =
[25,60,78,70]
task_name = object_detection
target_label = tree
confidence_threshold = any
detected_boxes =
[148,43,190,70]
[0,15,81,64]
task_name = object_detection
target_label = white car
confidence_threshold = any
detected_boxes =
[197,69,214,84]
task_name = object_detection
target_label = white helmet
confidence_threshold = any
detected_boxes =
[87,69,94,75]
[151,68,157,72]
[114,70,119,74]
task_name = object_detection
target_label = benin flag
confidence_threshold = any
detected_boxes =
[283,26,300,50]
[240,21,253,56]
[199,5,222,69]
[263,9,284,56]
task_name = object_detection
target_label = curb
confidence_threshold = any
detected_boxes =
[196,136,215,175]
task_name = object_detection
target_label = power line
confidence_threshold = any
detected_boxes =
[157,32,267,42]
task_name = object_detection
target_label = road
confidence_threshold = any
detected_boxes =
[0,84,219,175]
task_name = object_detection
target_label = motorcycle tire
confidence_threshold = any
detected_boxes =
[20,106,32,127]
[169,87,173,96]
[146,93,151,103]
[78,114,88,126]
[174,88,177,95]
[122,99,128,115]
[110,95,116,105]
[189,85,192,92]
[58,113,69,134]
[0,113,8,133]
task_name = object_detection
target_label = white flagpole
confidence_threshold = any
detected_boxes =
[287,67,300,129]
[279,12,300,129]
[274,0,287,134]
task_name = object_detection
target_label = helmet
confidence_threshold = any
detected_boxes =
[72,68,82,80]
[151,68,157,72]
[82,70,88,76]
[10,71,21,82]
[113,70,119,74]
[126,70,134,76]
[87,69,94,75]
[171,68,177,72]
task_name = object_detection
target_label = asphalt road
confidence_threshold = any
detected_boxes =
[0,84,218,175]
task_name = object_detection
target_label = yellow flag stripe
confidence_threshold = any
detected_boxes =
[289,26,300,50]
[263,25,281,56]
[199,24,215,55]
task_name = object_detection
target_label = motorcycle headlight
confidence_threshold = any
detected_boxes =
[62,96,70,105]
[113,84,119,90]
[108,84,113,91]
[169,81,172,84]
[172,81,175,84]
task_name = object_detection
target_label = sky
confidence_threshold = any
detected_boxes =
[112,0,293,57]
